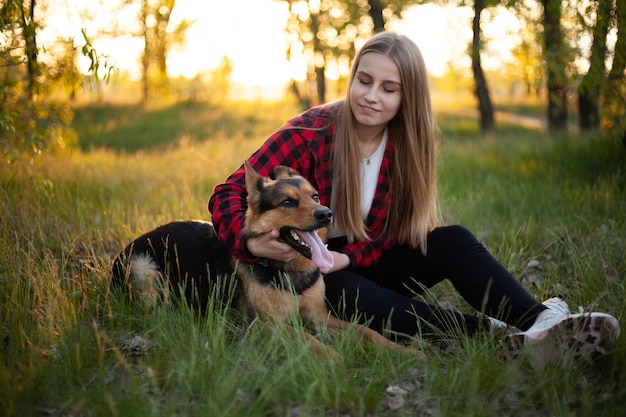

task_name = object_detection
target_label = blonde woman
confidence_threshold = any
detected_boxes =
[209,32,619,360]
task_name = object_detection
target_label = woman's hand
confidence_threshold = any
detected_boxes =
[245,229,298,263]
[246,230,350,274]
[321,251,350,275]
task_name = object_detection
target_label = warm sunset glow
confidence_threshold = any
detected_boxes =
[40,0,520,99]
[166,0,298,85]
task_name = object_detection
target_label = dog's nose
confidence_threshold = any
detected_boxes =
[315,208,333,224]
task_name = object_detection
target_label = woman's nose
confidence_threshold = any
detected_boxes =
[364,87,378,102]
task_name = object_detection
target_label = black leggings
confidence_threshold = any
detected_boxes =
[324,225,547,339]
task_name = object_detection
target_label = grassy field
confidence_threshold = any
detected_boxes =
[1,99,625,416]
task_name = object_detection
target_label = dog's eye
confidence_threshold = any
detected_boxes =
[281,198,297,208]
[312,193,320,202]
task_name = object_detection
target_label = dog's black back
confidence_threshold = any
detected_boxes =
[111,221,238,308]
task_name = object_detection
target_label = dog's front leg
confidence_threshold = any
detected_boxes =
[299,282,422,356]
[325,316,421,354]
[245,283,340,360]
[279,323,340,361]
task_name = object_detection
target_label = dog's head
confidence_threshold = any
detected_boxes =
[244,160,333,270]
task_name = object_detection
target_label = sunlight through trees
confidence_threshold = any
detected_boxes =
[1,0,626,159]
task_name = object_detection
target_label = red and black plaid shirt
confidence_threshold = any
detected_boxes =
[208,103,395,268]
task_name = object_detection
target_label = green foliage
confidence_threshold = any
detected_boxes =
[0,3,118,166]
[0,103,625,416]
[0,0,75,165]
[80,29,116,84]
[284,0,411,104]
[0,78,77,165]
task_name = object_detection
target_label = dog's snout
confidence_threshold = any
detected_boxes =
[315,208,333,224]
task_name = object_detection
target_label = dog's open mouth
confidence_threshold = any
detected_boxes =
[279,227,334,270]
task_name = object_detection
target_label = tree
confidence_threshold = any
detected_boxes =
[282,0,409,105]
[0,0,75,164]
[210,56,234,103]
[0,0,41,98]
[541,0,568,131]
[412,0,497,133]
[605,0,626,138]
[20,0,39,97]
[577,0,612,130]
[284,0,366,105]
[471,0,495,133]
[1,0,114,164]
[508,1,544,98]
[367,0,386,32]
[138,0,189,105]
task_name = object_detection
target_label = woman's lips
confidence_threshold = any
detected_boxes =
[359,104,379,115]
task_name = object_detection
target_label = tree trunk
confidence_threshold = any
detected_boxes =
[141,0,150,106]
[368,0,385,33]
[315,66,326,104]
[155,0,175,79]
[609,0,626,78]
[310,11,326,104]
[471,0,495,133]
[578,0,611,130]
[20,0,39,98]
[607,0,626,136]
[542,0,568,132]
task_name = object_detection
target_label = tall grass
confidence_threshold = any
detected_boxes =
[1,102,625,416]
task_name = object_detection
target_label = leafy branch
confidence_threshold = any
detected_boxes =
[80,28,117,84]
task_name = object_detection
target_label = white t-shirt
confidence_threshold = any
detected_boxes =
[360,128,387,220]
[328,128,388,239]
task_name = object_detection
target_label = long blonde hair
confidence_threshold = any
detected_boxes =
[331,32,439,254]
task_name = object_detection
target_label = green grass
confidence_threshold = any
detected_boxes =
[72,100,301,152]
[1,101,625,416]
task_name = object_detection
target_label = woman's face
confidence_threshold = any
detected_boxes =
[349,52,402,131]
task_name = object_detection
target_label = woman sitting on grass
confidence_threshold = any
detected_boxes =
[208,31,619,362]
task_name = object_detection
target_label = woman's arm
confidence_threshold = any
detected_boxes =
[208,128,312,261]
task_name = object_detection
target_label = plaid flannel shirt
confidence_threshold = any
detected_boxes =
[208,104,395,268]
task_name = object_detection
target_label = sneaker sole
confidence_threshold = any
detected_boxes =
[507,312,620,363]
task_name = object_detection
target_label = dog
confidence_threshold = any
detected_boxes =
[111,161,409,358]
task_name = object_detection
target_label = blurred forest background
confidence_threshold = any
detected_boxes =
[1,0,625,163]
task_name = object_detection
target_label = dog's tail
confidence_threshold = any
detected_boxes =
[114,253,167,308]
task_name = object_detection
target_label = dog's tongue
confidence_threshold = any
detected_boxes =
[300,231,334,270]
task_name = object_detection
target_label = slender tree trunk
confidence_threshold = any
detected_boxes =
[20,0,39,98]
[542,0,568,132]
[311,11,326,104]
[607,0,626,139]
[155,0,175,79]
[368,0,385,33]
[610,0,626,78]
[578,0,611,130]
[315,66,326,104]
[141,0,150,105]
[471,0,495,133]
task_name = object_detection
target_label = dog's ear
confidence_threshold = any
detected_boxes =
[244,160,264,203]
[272,165,298,180]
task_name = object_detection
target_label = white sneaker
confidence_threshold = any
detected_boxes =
[507,297,620,363]
[486,316,508,330]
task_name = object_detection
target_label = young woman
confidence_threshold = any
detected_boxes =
[208,32,619,360]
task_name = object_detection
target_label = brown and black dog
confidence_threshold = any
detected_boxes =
[111,161,409,358]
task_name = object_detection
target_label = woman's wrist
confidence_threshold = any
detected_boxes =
[335,252,350,270]
[321,251,350,274]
